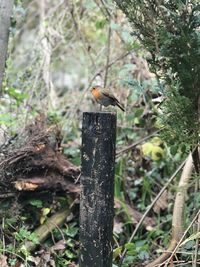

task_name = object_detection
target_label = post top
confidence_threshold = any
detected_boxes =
[83,111,116,115]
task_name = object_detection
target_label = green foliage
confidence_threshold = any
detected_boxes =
[181,233,200,246]
[5,87,28,104]
[120,241,149,266]
[15,227,39,245]
[64,146,80,166]
[115,0,200,146]
[160,83,199,146]
[95,19,107,29]
[52,222,79,264]
[53,222,78,240]
[63,222,79,238]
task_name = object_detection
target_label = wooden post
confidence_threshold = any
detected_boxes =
[80,112,116,267]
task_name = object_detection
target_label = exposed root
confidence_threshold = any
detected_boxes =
[0,115,80,193]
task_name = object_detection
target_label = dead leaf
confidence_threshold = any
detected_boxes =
[115,198,155,228]
[14,181,39,191]
[0,254,8,267]
[114,219,124,234]
[153,190,168,213]
[14,178,45,191]
[14,261,21,267]
[49,259,56,267]
[50,240,66,253]
[28,256,41,266]
[42,252,51,262]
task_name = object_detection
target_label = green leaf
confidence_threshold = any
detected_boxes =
[15,228,31,241]
[64,223,78,238]
[138,250,149,260]
[134,108,144,118]
[42,208,50,216]
[19,244,29,256]
[29,199,43,208]
[65,249,75,259]
[0,113,13,124]
[113,246,122,260]
[29,233,39,244]
[95,19,107,29]
[8,258,17,266]
[181,232,200,246]
[123,255,135,264]
[5,87,28,102]
[125,242,135,251]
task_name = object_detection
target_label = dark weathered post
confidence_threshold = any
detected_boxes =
[80,112,116,267]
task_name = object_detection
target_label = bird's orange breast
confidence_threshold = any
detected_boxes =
[92,88,101,99]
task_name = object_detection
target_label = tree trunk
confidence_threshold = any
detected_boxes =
[0,0,14,95]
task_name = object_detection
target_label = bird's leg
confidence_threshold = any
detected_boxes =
[100,104,102,111]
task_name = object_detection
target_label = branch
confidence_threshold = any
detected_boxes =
[103,20,112,88]
[23,208,70,252]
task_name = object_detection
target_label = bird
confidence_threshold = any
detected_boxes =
[91,85,125,112]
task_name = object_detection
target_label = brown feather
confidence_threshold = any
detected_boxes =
[102,91,125,111]
[102,91,117,101]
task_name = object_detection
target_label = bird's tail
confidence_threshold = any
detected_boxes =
[116,102,125,112]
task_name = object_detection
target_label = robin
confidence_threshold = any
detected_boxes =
[91,85,125,112]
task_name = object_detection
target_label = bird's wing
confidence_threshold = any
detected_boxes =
[102,90,119,102]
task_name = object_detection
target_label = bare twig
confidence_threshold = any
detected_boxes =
[70,2,96,68]
[104,19,112,88]
[99,0,112,18]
